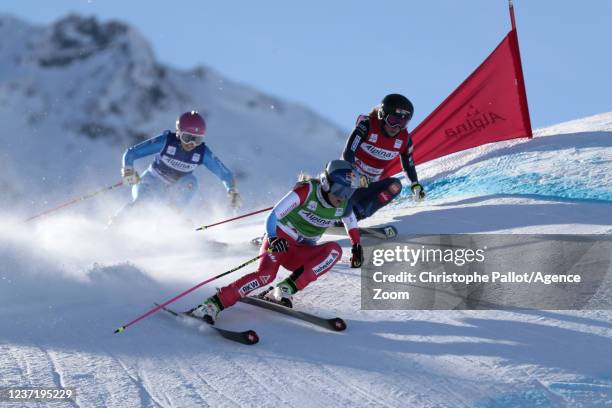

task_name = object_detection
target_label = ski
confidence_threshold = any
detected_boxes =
[361,225,398,239]
[237,296,347,332]
[155,303,259,345]
[326,225,398,240]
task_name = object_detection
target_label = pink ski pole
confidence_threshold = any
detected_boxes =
[195,206,273,231]
[24,181,124,222]
[114,252,267,334]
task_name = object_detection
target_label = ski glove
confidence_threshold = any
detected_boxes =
[228,189,241,209]
[411,182,426,201]
[350,243,364,268]
[350,167,370,189]
[351,173,369,189]
[121,167,140,186]
[268,236,289,253]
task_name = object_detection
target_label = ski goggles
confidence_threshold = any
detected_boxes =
[384,113,410,129]
[330,182,355,200]
[178,131,204,145]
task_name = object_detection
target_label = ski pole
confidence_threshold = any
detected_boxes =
[114,251,268,334]
[24,181,125,223]
[195,206,273,231]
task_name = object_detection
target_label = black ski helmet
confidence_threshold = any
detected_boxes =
[378,93,414,122]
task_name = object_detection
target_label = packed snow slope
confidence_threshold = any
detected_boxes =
[381,111,612,235]
[1,112,611,408]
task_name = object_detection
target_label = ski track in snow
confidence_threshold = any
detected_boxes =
[1,114,611,407]
[44,349,81,408]
[111,354,165,408]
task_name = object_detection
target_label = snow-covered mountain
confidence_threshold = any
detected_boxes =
[0,14,345,216]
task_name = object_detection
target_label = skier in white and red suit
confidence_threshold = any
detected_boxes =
[342,93,426,221]
[189,160,365,324]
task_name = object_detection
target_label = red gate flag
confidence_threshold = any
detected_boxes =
[383,24,532,178]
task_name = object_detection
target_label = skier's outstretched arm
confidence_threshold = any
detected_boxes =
[399,137,418,184]
[122,133,166,168]
[121,133,166,185]
[342,209,363,268]
[400,137,426,200]
[202,147,236,192]
[341,210,361,245]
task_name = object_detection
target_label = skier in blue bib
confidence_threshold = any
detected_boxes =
[117,111,239,219]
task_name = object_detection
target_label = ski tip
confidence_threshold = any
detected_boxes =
[385,226,398,238]
[245,330,259,345]
[114,326,126,334]
[330,318,347,332]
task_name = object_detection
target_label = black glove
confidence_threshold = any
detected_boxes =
[411,182,426,201]
[268,236,289,253]
[350,243,363,268]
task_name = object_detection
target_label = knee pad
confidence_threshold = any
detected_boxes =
[172,174,199,206]
[388,180,402,197]
[177,174,199,192]
[328,242,342,254]
[377,180,402,203]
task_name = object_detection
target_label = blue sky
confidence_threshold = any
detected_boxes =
[3,1,611,130]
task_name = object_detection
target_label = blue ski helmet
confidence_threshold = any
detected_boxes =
[320,160,356,199]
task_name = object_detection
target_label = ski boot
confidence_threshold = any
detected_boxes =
[261,278,297,308]
[188,294,223,325]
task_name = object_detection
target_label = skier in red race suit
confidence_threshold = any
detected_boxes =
[189,160,364,323]
[342,93,426,221]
